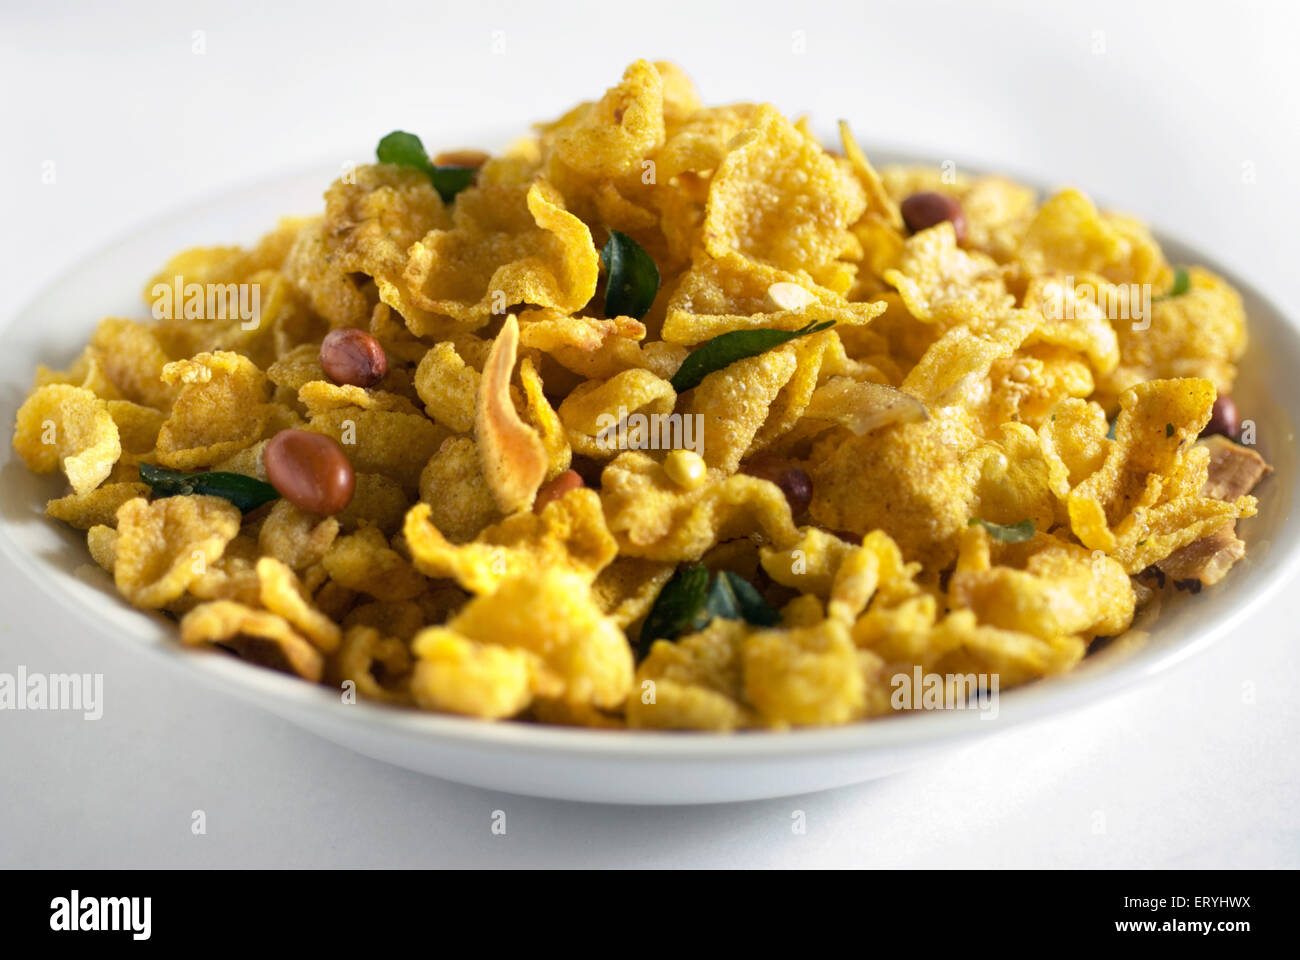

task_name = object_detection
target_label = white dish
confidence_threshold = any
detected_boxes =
[2,157,1297,805]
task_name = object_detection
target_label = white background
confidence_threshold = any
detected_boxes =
[1,0,1297,867]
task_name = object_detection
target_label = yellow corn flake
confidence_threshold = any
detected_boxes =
[744,619,865,727]
[405,178,598,326]
[46,482,149,530]
[90,318,176,409]
[297,381,420,419]
[156,351,270,470]
[883,224,1013,324]
[418,436,502,543]
[1068,378,1216,551]
[104,400,166,454]
[661,254,885,346]
[1021,274,1120,376]
[335,472,409,535]
[34,347,124,400]
[760,527,856,598]
[306,407,449,496]
[87,524,119,572]
[704,105,865,292]
[414,341,480,432]
[548,59,666,181]
[404,487,616,594]
[258,499,339,570]
[113,495,242,608]
[519,356,571,479]
[590,557,676,629]
[961,422,1056,533]
[687,346,796,472]
[628,619,753,731]
[809,420,969,568]
[1097,267,1246,406]
[902,309,1037,408]
[1018,189,1165,286]
[600,451,800,561]
[336,625,413,704]
[256,557,341,653]
[13,384,122,495]
[558,368,677,459]
[951,528,1134,640]
[411,568,633,716]
[321,525,427,601]
[180,600,324,681]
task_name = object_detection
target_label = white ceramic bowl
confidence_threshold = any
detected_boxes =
[2,159,1297,804]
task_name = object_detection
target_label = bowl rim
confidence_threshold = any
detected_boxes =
[2,149,1298,763]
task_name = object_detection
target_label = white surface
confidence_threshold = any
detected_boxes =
[1,0,1297,863]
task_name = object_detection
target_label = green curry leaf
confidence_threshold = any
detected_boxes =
[601,230,660,321]
[140,463,280,514]
[670,320,836,393]
[376,130,477,204]
[637,566,779,659]
[968,517,1036,543]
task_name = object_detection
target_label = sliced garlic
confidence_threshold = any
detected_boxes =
[764,282,817,313]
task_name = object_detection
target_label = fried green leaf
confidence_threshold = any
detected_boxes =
[601,230,660,321]
[140,462,280,513]
[669,320,835,393]
[968,517,1035,543]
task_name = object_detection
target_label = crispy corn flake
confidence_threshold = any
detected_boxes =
[661,256,885,346]
[558,368,677,459]
[884,224,1013,324]
[180,600,324,681]
[256,557,341,653]
[951,528,1134,640]
[418,436,502,543]
[809,420,969,568]
[404,487,616,594]
[687,347,797,472]
[90,318,177,409]
[113,495,242,608]
[600,451,800,561]
[46,482,149,530]
[411,568,633,716]
[321,525,427,601]
[405,178,598,325]
[335,625,413,704]
[13,384,122,495]
[306,407,448,496]
[258,499,339,570]
[1097,267,1246,406]
[744,619,865,727]
[548,59,666,180]
[590,557,677,629]
[156,351,270,470]
[414,341,480,432]
[629,619,752,731]
[1018,189,1165,286]
[298,381,420,419]
[704,105,865,291]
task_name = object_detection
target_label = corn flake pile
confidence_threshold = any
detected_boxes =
[11,60,1270,730]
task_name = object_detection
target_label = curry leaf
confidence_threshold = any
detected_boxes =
[140,463,280,513]
[638,563,711,657]
[601,230,660,321]
[670,320,836,393]
[968,517,1035,543]
[707,571,780,629]
[376,130,476,204]
[637,566,779,659]
[1153,267,1190,301]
